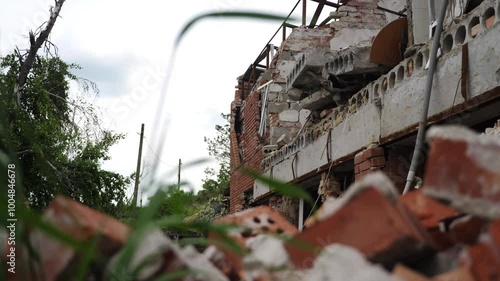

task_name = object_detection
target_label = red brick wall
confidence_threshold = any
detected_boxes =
[229,80,264,213]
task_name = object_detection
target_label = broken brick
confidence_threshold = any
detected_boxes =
[423,126,500,219]
[6,196,131,281]
[210,206,298,278]
[401,189,458,230]
[460,242,500,281]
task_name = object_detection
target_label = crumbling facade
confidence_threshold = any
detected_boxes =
[229,0,500,223]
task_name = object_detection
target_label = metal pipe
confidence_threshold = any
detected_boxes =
[428,0,436,23]
[403,0,449,195]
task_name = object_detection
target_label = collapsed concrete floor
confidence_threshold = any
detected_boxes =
[3,125,500,281]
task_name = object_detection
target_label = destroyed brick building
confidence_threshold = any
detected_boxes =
[228,0,500,227]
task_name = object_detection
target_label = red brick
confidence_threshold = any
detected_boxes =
[210,206,298,278]
[354,152,364,164]
[285,187,433,269]
[423,126,500,218]
[5,196,131,281]
[363,147,384,159]
[359,160,371,172]
[401,189,463,249]
[370,156,386,167]
[449,216,484,245]
[354,164,360,174]
[401,189,458,230]
[460,242,500,281]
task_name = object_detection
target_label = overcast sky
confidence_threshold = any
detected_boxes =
[1,0,333,201]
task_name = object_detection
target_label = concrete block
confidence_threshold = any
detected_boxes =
[268,102,289,113]
[299,109,311,126]
[267,92,279,102]
[262,145,279,155]
[277,134,290,147]
[269,83,283,93]
[326,42,381,76]
[300,89,335,111]
[330,28,380,51]
[289,102,301,111]
[279,110,299,122]
[330,11,348,19]
[338,5,357,12]
[288,87,304,101]
[271,127,292,139]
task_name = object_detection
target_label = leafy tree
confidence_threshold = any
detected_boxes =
[0,53,130,217]
[153,187,197,219]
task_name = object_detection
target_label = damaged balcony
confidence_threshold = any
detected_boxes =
[255,0,500,199]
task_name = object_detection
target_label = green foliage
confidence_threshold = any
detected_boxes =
[153,187,197,219]
[0,53,130,217]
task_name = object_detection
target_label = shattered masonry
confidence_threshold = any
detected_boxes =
[3,0,500,280]
[4,125,500,280]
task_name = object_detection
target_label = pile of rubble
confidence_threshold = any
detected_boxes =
[3,125,500,281]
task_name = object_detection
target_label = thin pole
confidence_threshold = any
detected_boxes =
[177,158,182,190]
[302,0,307,26]
[132,124,144,207]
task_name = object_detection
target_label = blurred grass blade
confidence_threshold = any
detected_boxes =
[176,12,288,45]
[244,168,313,205]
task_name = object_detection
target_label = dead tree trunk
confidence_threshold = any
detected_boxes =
[14,0,66,107]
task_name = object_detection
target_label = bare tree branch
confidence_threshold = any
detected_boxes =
[14,0,66,107]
